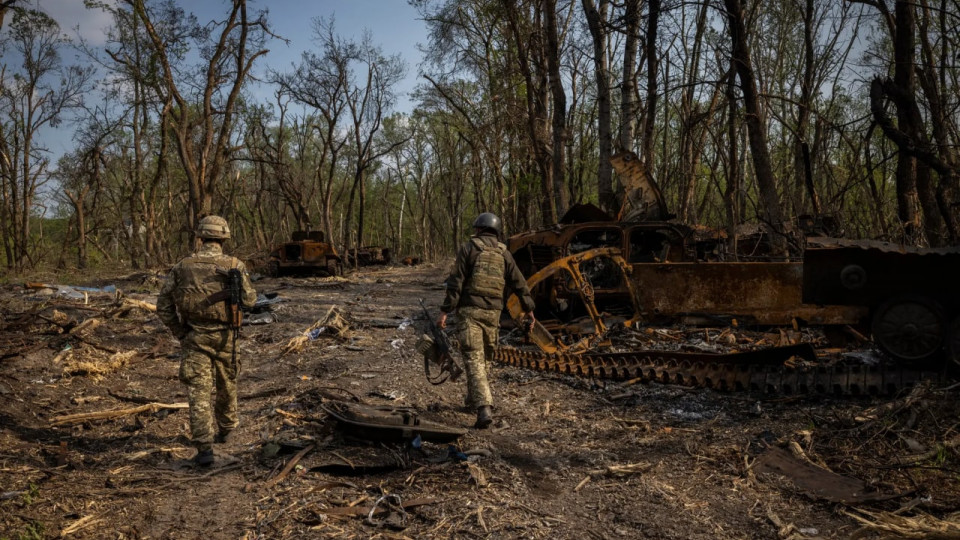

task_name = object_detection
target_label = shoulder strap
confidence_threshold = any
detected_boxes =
[471,236,505,254]
[470,237,486,250]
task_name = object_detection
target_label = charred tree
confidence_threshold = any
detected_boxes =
[503,0,557,224]
[582,0,616,213]
[859,0,959,245]
[641,0,660,179]
[795,0,822,218]
[545,0,569,217]
[724,0,787,254]
[619,0,639,153]
[130,0,270,237]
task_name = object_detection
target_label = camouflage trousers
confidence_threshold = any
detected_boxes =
[457,306,501,409]
[179,328,239,450]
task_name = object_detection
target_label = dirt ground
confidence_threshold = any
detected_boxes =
[2,262,960,539]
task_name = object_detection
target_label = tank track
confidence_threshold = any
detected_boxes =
[493,344,942,395]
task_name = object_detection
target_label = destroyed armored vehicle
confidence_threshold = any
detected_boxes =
[506,150,858,334]
[496,149,957,389]
[507,204,862,331]
[267,231,342,277]
[507,205,959,365]
[346,246,391,267]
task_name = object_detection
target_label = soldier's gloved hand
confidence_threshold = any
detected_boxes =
[524,311,536,332]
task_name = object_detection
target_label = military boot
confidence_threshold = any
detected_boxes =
[474,406,493,429]
[194,448,214,467]
[215,429,232,444]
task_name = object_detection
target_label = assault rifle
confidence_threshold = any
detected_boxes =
[418,298,463,385]
[216,268,244,364]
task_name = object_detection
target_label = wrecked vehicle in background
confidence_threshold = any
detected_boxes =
[346,246,391,267]
[267,231,343,277]
[504,150,957,367]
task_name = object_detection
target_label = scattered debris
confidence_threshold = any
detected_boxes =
[466,462,487,487]
[25,282,118,298]
[321,401,466,444]
[752,445,895,503]
[844,507,960,538]
[575,462,652,492]
[263,444,316,490]
[245,312,277,325]
[50,402,188,426]
[279,305,352,357]
[319,496,436,517]
[62,350,139,379]
[4,258,960,539]
[346,246,391,266]
[60,514,104,537]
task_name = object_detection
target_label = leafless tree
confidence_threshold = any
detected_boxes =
[0,8,92,271]
[128,0,272,237]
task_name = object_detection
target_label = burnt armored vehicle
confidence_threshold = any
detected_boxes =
[267,231,343,277]
[495,151,958,395]
[507,209,862,332]
[346,246,392,267]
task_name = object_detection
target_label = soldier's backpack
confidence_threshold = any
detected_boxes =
[464,237,506,299]
[174,255,240,324]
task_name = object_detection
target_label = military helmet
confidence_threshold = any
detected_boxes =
[472,212,502,234]
[196,215,231,240]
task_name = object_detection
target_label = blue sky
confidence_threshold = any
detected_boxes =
[26,0,429,155]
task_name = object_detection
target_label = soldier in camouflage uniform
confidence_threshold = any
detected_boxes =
[439,213,535,428]
[157,216,257,465]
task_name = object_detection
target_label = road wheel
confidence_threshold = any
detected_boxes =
[839,264,867,290]
[872,295,946,363]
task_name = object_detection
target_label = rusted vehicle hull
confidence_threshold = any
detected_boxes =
[507,213,861,330]
[505,247,640,354]
[268,231,342,277]
[632,262,865,326]
[803,237,960,362]
[346,246,391,266]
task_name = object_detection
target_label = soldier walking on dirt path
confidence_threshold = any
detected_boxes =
[438,212,536,429]
[157,215,257,466]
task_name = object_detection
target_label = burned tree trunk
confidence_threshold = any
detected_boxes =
[724,62,741,260]
[641,0,660,178]
[582,0,616,213]
[724,0,786,254]
[503,0,557,224]
[795,0,822,218]
[862,0,960,245]
[619,0,639,152]
[870,78,960,245]
[545,0,569,217]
